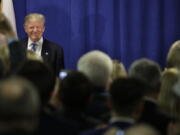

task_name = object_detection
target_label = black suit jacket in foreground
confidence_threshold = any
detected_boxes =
[19,38,64,76]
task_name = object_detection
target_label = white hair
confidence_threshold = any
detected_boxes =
[77,50,113,88]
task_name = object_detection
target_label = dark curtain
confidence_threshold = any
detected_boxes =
[13,0,180,69]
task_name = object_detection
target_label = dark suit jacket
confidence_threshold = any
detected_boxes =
[85,86,111,123]
[138,99,171,135]
[38,109,79,135]
[19,38,64,76]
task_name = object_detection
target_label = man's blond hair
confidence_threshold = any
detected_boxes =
[24,13,45,24]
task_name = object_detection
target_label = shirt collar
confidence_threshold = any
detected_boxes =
[28,37,43,47]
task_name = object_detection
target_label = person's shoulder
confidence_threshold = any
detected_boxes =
[18,37,28,45]
[19,37,28,42]
[44,39,63,49]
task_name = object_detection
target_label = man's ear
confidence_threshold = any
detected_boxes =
[24,24,27,33]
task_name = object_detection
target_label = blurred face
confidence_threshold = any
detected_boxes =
[24,19,45,42]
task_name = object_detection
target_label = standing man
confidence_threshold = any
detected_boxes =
[20,13,64,75]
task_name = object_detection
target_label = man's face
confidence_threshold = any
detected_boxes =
[24,20,45,42]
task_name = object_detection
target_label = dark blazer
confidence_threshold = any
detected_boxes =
[138,99,171,135]
[19,38,64,76]
[85,86,111,123]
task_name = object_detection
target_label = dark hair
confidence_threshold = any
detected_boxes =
[16,60,56,106]
[128,58,161,92]
[8,41,27,73]
[110,78,148,116]
[59,71,92,111]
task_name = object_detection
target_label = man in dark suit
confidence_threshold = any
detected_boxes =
[128,58,171,135]
[81,78,148,135]
[20,13,64,75]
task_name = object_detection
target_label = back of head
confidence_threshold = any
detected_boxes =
[16,60,56,106]
[110,78,148,117]
[158,68,180,118]
[59,71,92,111]
[0,76,40,132]
[128,58,161,92]
[167,40,180,69]
[77,50,113,88]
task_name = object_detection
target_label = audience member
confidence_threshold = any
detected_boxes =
[81,78,148,135]
[128,58,171,135]
[49,69,72,109]
[51,71,97,134]
[19,13,64,75]
[16,60,56,106]
[158,68,180,135]
[0,76,40,135]
[128,58,161,90]
[158,68,180,118]
[78,50,112,89]
[15,60,62,135]
[77,50,113,123]
[0,13,26,74]
[167,40,180,69]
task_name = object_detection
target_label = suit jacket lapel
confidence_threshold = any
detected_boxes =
[21,38,28,49]
[41,39,50,61]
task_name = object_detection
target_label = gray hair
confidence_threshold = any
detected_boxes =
[128,58,161,89]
